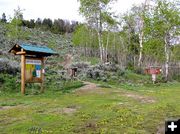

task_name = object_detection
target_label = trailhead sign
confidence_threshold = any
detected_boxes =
[9,43,58,94]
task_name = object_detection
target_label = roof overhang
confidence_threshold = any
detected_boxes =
[9,43,58,57]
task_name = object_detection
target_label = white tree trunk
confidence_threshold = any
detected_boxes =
[164,35,170,81]
[97,31,103,62]
[105,31,110,62]
[138,0,149,67]
[138,30,144,67]
[102,45,105,62]
[97,11,104,63]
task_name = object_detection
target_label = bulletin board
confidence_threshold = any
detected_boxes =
[25,58,43,83]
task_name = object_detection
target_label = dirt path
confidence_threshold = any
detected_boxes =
[123,93,156,103]
[75,81,156,103]
[78,81,98,90]
[74,81,103,94]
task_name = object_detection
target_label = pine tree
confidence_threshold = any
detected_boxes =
[1,13,7,23]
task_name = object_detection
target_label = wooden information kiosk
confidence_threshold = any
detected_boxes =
[9,43,57,94]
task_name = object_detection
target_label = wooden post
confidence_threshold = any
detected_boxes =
[21,49,25,95]
[40,57,44,93]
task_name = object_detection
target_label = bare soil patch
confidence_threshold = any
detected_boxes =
[78,81,98,90]
[123,93,156,103]
[112,90,156,103]
[62,108,76,114]
[0,106,17,111]
[75,81,156,103]
[156,124,165,134]
[48,106,78,115]
[75,81,105,94]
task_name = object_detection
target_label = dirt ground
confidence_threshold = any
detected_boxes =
[75,81,156,103]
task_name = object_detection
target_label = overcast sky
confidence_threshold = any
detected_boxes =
[0,0,145,22]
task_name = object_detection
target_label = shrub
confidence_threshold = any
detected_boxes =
[60,81,84,93]
[72,62,90,69]
[126,62,134,71]
[172,74,180,82]
[134,67,144,74]
[0,73,20,93]
[0,58,20,75]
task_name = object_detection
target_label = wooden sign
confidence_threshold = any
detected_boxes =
[145,67,161,84]
[145,68,161,74]
[9,43,58,94]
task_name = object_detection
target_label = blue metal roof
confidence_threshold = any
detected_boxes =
[19,43,57,54]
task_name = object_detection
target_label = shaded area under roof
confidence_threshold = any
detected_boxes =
[9,43,58,57]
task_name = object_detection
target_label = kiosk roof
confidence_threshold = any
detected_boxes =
[9,43,58,57]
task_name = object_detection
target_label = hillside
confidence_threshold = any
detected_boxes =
[0,22,179,90]
[0,23,74,72]
[0,23,83,93]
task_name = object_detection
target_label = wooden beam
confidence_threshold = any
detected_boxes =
[21,49,25,95]
[40,57,45,93]
[11,50,17,54]
[16,44,19,48]
[16,51,26,55]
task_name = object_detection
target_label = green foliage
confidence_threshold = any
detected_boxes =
[144,38,164,60]
[172,74,180,82]
[123,70,147,82]
[42,18,53,31]
[0,100,22,107]
[73,24,90,46]
[117,0,180,68]
[13,6,24,20]
[143,0,180,61]
[125,61,133,71]
[171,45,180,61]
[73,24,99,48]
[22,18,77,34]
[153,0,180,36]
[51,19,64,34]
[0,73,20,93]
[1,13,7,23]
[6,19,29,40]
[5,7,30,40]
[78,0,117,62]
[47,38,56,48]
[60,81,84,93]
[22,19,35,28]
[80,56,100,65]
[122,10,140,55]
[79,0,115,18]
[0,72,84,94]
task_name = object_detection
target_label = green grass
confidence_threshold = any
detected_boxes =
[0,73,84,95]
[60,81,85,93]
[0,82,180,133]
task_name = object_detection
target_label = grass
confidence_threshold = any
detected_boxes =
[0,81,180,133]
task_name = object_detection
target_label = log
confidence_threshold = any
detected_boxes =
[21,49,25,94]
[16,51,26,55]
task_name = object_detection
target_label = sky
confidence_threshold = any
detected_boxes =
[0,0,145,22]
